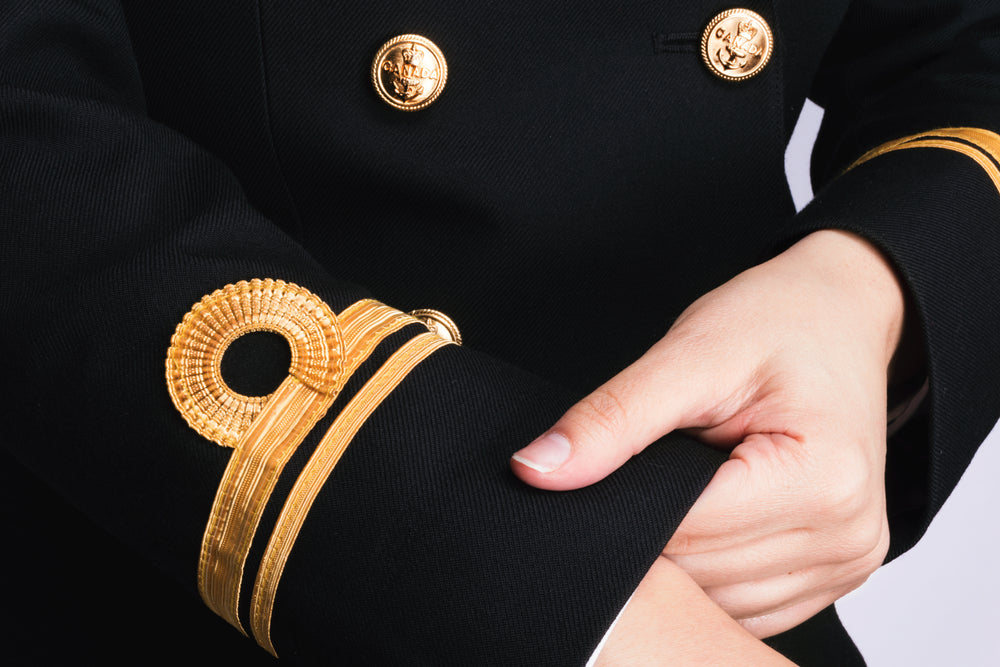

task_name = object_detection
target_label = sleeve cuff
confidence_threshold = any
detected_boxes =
[784,129,1000,558]
[164,279,728,663]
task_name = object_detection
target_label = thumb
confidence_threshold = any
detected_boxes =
[510,342,714,490]
[666,434,806,555]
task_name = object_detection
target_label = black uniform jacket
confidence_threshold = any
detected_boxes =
[2,1,999,665]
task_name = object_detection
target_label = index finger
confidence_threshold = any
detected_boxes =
[665,433,811,555]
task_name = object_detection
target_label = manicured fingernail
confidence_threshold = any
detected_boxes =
[512,433,571,473]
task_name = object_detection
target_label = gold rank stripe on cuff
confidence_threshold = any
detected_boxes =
[340,299,421,362]
[166,281,423,636]
[198,372,337,632]
[196,297,412,634]
[250,331,453,657]
[846,127,1000,194]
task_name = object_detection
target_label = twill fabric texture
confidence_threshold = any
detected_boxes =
[2,1,999,665]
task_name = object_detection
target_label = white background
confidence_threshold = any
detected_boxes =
[785,101,1000,666]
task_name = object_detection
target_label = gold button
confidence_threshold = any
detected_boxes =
[701,9,773,81]
[410,309,462,345]
[372,34,448,111]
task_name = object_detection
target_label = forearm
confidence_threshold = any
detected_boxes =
[598,558,795,666]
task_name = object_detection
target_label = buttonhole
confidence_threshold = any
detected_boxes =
[653,32,699,54]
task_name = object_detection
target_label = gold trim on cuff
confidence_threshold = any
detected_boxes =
[846,127,1000,194]
[166,279,345,449]
[249,331,452,656]
[166,281,419,635]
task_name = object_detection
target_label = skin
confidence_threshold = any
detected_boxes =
[512,229,905,639]
[598,557,795,665]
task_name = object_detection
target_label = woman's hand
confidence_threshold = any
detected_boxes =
[512,230,904,637]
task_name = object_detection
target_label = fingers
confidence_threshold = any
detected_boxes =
[662,429,889,631]
[669,520,886,589]
[509,272,780,490]
[510,352,672,490]
[667,529,825,588]
[707,567,847,622]
[695,525,886,639]
[510,333,738,490]
[664,433,813,555]
[669,501,890,637]
[666,429,883,553]
[702,538,884,623]
[669,508,887,581]
[737,590,856,640]
[729,517,887,639]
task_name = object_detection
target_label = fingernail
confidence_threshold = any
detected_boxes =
[512,433,572,473]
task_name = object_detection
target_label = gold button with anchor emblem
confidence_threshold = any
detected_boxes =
[701,9,773,81]
[372,34,448,110]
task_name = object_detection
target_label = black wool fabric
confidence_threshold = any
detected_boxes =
[2,0,999,664]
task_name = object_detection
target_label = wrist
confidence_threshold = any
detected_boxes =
[782,230,906,368]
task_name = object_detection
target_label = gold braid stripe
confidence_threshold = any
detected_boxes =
[847,127,1000,194]
[166,281,414,634]
[250,332,453,657]
[199,376,336,631]
[340,299,419,361]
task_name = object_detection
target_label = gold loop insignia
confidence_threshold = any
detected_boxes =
[165,279,345,448]
[166,279,458,651]
[701,9,773,82]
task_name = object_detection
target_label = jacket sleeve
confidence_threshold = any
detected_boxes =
[787,0,1000,560]
[0,1,726,664]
